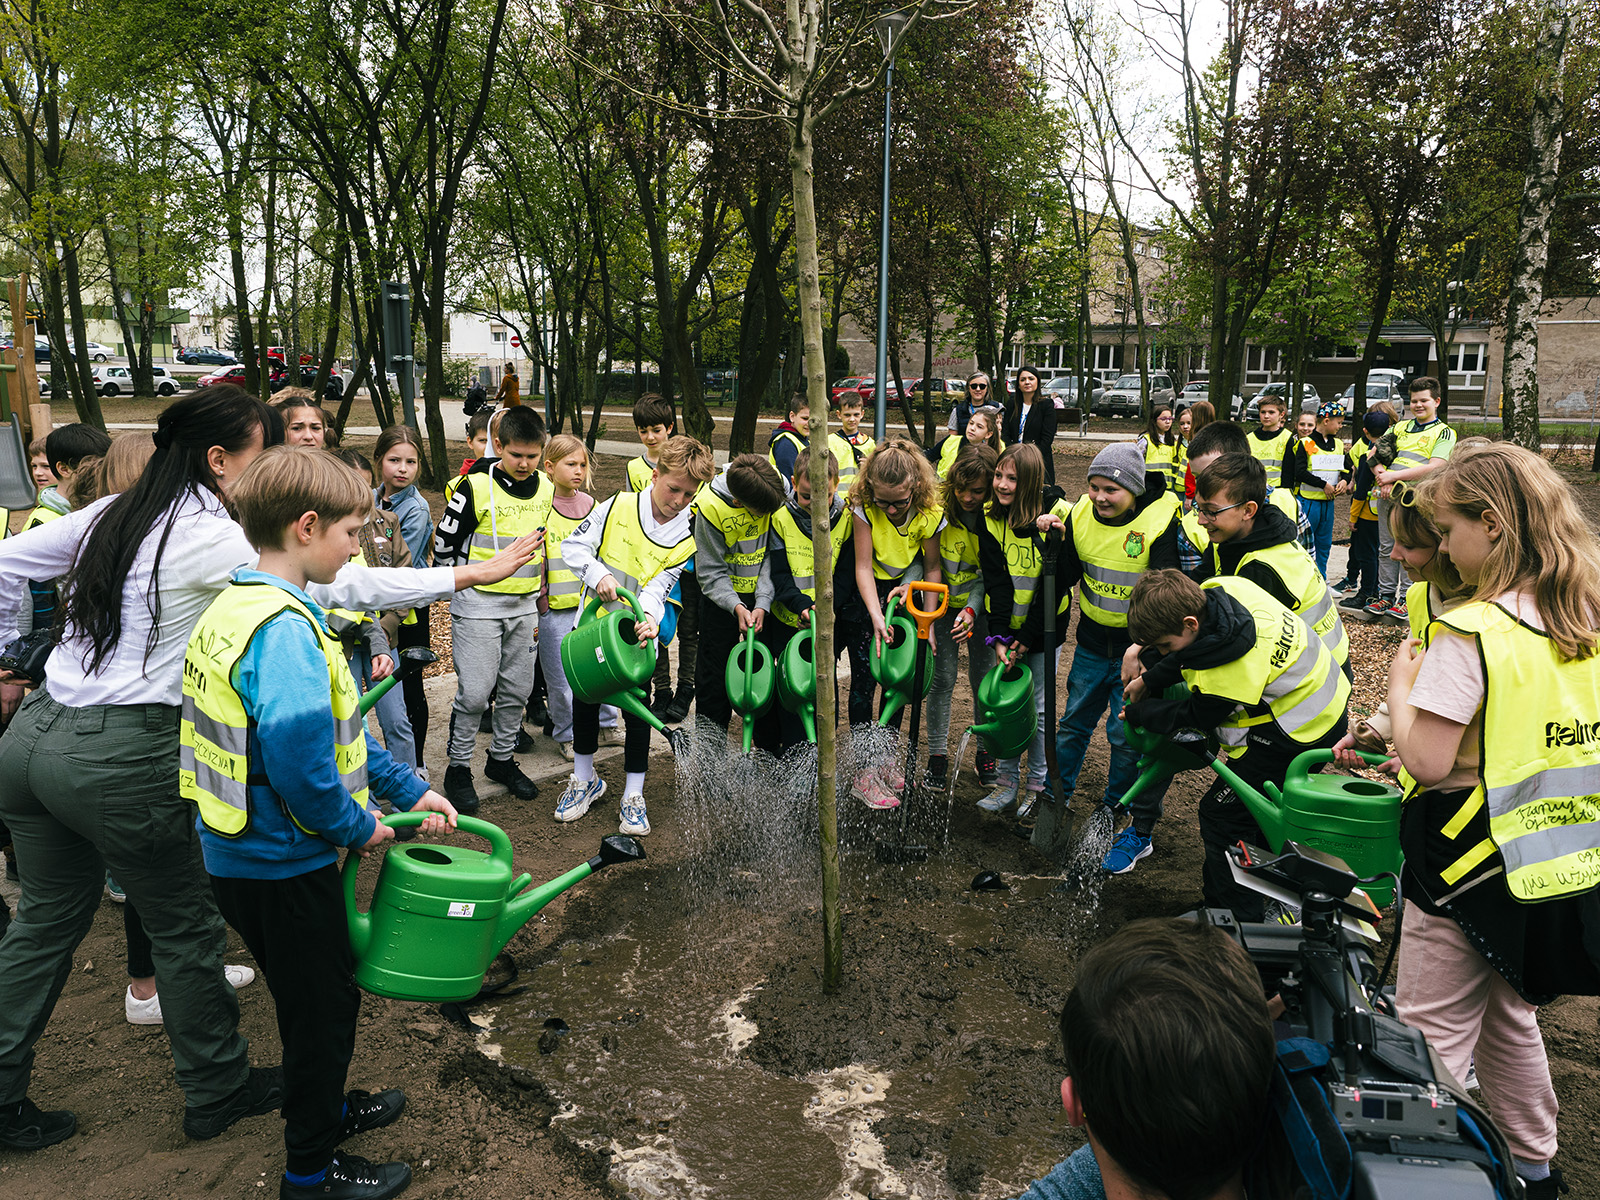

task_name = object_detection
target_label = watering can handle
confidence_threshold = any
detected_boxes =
[1288,748,1396,775]
[578,586,646,629]
[742,623,759,685]
[340,813,515,916]
[903,581,948,636]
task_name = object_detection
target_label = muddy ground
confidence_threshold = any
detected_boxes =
[3,439,1598,1199]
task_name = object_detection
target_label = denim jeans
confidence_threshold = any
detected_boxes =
[1298,495,1335,576]
[996,646,1059,793]
[1054,645,1151,819]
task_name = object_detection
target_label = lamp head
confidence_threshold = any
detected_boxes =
[875,10,909,59]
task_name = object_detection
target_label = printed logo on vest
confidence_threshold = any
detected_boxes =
[1545,719,1600,749]
[1123,530,1145,558]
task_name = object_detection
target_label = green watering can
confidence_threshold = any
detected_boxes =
[776,612,819,744]
[969,660,1037,759]
[357,647,438,716]
[725,625,774,753]
[344,813,645,1002]
[560,587,667,734]
[869,596,934,726]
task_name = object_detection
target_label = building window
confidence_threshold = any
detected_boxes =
[1093,343,1124,377]
[1447,342,1486,374]
[491,329,508,344]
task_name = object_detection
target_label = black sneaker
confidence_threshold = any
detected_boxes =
[339,1088,405,1141]
[976,749,999,788]
[184,1065,284,1140]
[279,1154,412,1200]
[925,754,949,791]
[664,690,693,724]
[484,756,538,800]
[1525,1168,1569,1200]
[442,764,481,815]
[0,1096,76,1150]
[525,698,550,727]
[512,728,536,755]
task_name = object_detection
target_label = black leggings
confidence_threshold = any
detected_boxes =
[398,607,431,750]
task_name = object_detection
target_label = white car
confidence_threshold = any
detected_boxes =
[75,341,116,362]
[93,364,134,396]
[149,366,182,396]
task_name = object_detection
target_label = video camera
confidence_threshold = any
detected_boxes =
[1189,841,1523,1200]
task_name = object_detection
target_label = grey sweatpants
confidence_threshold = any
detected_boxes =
[926,605,989,756]
[1374,493,1408,600]
[448,611,538,764]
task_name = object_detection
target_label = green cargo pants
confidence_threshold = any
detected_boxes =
[0,688,250,1108]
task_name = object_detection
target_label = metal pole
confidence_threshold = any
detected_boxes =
[872,60,895,443]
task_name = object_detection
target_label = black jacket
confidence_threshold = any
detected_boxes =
[1124,588,1259,733]
[1192,504,1301,612]
[1002,396,1059,483]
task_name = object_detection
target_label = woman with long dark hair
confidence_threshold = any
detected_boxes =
[0,387,534,1151]
[1001,365,1058,485]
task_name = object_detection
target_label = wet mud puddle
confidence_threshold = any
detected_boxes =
[491,858,1078,1199]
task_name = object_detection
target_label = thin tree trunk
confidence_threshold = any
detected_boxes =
[257,159,279,402]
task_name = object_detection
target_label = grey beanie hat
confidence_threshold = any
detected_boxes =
[1088,442,1148,496]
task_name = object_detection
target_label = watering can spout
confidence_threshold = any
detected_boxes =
[490,835,648,958]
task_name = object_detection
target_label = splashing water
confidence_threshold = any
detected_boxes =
[1057,804,1118,944]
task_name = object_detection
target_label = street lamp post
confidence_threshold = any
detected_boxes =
[872,10,908,443]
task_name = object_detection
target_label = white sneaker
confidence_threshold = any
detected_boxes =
[978,781,1019,812]
[126,965,255,1025]
[559,741,574,761]
[555,775,606,823]
[620,794,651,836]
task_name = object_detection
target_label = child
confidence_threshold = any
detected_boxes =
[1294,410,1316,440]
[1193,453,1350,675]
[1046,443,1180,868]
[1368,376,1457,624]
[275,395,331,448]
[26,424,110,529]
[926,446,996,788]
[1378,444,1600,1197]
[1246,394,1292,491]
[450,409,494,499]
[1287,400,1352,577]
[627,394,697,720]
[27,437,51,498]
[767,448,861,751]
[1175,405,1193,447]
[555,435,716,833]
[975,444,1073,820]
[1123,569,1351,921]
[931,405,1001,478]
[691,454,787,747]
[432,405,551,812]
[374,426,435,755]
[834,393,876,497]
[1136,405,1181,491]
[847,439,944,807]
[182,445,457,1200]
[1335,409,1390,613]
[767,391,811,482]
[1177,421,1311,575]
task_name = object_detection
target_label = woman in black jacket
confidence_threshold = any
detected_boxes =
[1001,365,1058,484]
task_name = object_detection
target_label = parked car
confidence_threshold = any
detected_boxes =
[830,376,868,404]
[903,377,967,408]
[93,364,135,396]
[1043,375,1107,412]
[1095,372,1175,418]
[1244,381,1324,416]
[197,364,247,388]
[150,366,182,396]
[74,341,115,362]
[1334,379,1404,415]
[179,347,237,366]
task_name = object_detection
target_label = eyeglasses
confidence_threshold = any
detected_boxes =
[878,494,912,513]
[1194,499,1250,519]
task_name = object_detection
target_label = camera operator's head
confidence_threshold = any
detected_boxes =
[1061,918,1274,1200]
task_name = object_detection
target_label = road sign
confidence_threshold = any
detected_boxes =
[510,334,521,349]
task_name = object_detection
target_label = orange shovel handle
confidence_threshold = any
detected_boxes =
[904,581,948,638]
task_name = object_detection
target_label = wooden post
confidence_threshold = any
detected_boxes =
[30,403,51,440]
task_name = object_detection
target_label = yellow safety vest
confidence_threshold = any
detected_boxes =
[1392,419,1455,472]
[324,549,374,640]
[984,499,1073,631]
[1431,600,1600,902]
[626,456,656,493]
[1296,436,1347,500]
[467,471,554,595]
[1215,539,1350,669]
[935,436,963,479]
[1249,428,1293,489]
[937,513,983,611]
[1396,580,1447,802]
[770,503,852,628]
[543,504,588,610]
[1141,437,1181,489]
[593,492,695,602]
[693,483,770,598]
[180,581,369,837]
[767,430,806,475]
[825,432,859,500]
[1071,493,1180,628]
[1189,576,1350,751]
[859,502,942,582]
[24,504,62,531]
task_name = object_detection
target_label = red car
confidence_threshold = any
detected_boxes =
[197,364,247,388]
[830,376,868,404]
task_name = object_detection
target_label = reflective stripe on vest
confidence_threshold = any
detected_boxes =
[1188,576,1349,746]
[1249,429,1293,488]
[626,456,655,492]
[468,472,554,595]
[694,480,771,597]
[544,506,587,610]
[770,503,852,627]
[1392,420,1454,470]
[1142,438,1180,487]
[938,515,982,610]
[594,492,695,602]
[827,433,859,500]
[180,581,369,837]
[1435,600,1600,902]
[861,502,941,582]
[984,499,1072,630]
[1226,539,1350,667]
[1071,492,1180,628]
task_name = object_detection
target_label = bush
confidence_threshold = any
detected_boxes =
[434,354,476,398]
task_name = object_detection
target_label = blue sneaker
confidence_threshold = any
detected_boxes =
[554,775,606,823]
[977,781,1018,812]
[105,875,126,903]
[1102,827,1153,874]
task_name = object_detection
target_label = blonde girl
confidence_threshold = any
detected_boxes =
[847,438,944,808]
[974,443,1070,818]
[1384,445,1600,1195]
[925,445,998,788]
[932,406,1002,478]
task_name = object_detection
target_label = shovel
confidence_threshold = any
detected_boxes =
[1029,527,1075,861]
[875,580,948,864]
[359,646,438,716]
